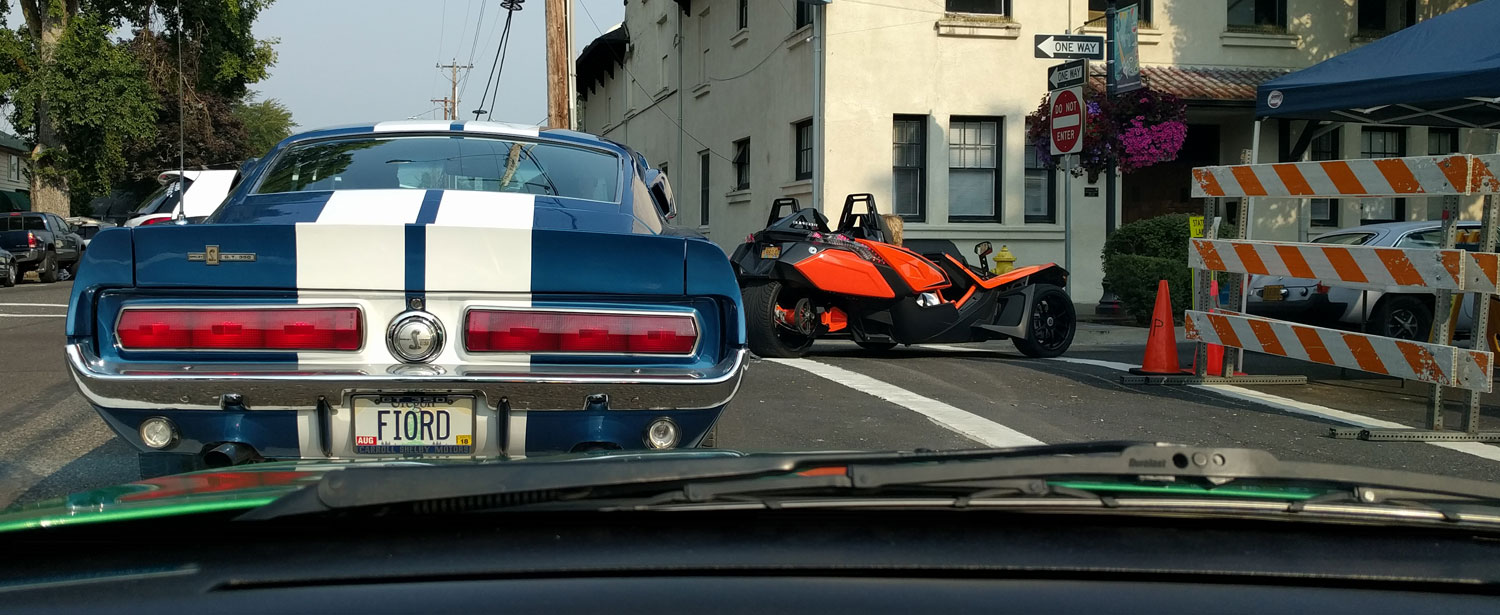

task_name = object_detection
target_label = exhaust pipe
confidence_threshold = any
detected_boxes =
[203,442,259,468]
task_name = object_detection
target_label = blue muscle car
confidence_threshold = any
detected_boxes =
[64,120,747,476]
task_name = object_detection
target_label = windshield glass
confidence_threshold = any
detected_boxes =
[256,136,621,202]
[132,184,183,216]
[11,0,1500,544]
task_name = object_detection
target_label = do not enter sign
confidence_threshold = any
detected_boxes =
[1049,86,1084,156]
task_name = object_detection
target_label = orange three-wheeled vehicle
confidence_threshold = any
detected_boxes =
[730,194,1076,358]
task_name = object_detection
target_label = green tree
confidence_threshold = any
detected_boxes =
[0,0,278,214]
[233,93,294,156]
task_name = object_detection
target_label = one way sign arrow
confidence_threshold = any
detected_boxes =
[1047,59,1087,89]
[1034,34,1105,60]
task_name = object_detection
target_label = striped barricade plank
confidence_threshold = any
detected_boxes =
[1188,238,1466,293]
[1183,310,1493,392]
[1475,154,1500,194]
[1192,155,1474,198]
[1468,252,1500,294]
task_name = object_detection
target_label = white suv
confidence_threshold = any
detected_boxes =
[124,170,237,227]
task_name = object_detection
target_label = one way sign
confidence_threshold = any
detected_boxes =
[1034,34,1105,60]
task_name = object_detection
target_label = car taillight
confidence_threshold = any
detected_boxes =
[117,308,362,351]
[139,216,173,226]
[26,231,36,248]
[465,310,697,355]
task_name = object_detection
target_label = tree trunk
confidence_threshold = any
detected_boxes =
[21,0,74,216]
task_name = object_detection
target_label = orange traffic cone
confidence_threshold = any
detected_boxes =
[1188,279,1226,376]
[1130,280,1181,375]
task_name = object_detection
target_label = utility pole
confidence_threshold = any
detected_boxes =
[545,0,572,128]
[436,60,473,120]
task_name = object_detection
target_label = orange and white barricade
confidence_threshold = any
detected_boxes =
[1172,153,1500,440]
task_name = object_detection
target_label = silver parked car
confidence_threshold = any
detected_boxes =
[1246,221,1485,341]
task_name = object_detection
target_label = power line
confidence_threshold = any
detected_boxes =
[576,0,734,163]
[457,0,492,97]
[474,5,519,119]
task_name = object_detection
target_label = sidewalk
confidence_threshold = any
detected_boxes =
[1074,321,1182,347]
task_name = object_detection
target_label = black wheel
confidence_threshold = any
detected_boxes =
[1012,284,1076,358]
[1369,295,1432,341]
[1,261,14,287]
[138,453,203,480]
[36,251,57,283]
[65,258,79,276]
[698,425,718,449]
[855,341,898,352]
[743,280,817,358]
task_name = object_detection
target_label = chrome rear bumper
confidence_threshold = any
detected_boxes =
[67,343,746,412]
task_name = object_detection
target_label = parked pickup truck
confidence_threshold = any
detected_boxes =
[1,212,84,283]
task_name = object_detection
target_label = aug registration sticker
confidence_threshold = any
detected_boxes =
[352,395,476,455]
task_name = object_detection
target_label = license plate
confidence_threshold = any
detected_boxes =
[760,245,781,259]
[352,395,475,455]
[1260,285,1284,301]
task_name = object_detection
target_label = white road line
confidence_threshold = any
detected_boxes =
[0,314,65,318]
[0,303,68,307]
[1046,355,1500,464]
[766,358,1045,448]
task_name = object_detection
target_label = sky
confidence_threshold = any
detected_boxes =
[253,0,626,131]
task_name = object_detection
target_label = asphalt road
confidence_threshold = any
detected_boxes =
[5,279,1500,509]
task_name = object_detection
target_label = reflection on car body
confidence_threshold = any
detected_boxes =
[64,120,746,477]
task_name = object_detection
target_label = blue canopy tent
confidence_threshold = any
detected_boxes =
[1256,0,1500,155]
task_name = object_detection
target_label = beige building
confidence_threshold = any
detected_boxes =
[577,0,1482,306]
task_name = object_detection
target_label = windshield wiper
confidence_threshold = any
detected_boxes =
[239,443,1500,522]
[238,441,1156,520]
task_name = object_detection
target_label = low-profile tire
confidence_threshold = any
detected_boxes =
[855,341,898,352]
[138,452,204,480]
[743,280,816,358]
[698,425,718,449]
[1,261,15,287]
[36,251,57,283]
[1369,295,1432,341]
[1012,284,1076,358]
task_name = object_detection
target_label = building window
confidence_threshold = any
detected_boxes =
[1226,0,1286,32]
[945,0,1011,16]
[697,10,710,85]
[1088,0,1151,27]
[794,119,813,181]
[1428,127,1459,154]
[7,155,18,182]
[1309,128,1340,227]
[1023,138,1055,224]
[948,117,1001,222]
[737,0,748,30]
[1361,127,1406,223]
[1358,0,1415,37]
[699,150,711,225]
[732,138,750,191]
[795,1,813,28]
[893,115,926,221]
[661,54,670,91]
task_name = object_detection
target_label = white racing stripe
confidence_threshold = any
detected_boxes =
[767,357,1045,448]
[315,189,425,224]
[295,223,407,291]
[426,192,535,293]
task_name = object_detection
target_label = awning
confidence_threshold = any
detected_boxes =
[1254,0,1500,128]
[1089,65,1289,104]
[575,23,628,101]
[0,190,30,212]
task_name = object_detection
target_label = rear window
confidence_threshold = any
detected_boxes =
[3,215,45,231]
[255,136,622,203]
[133,183,187,216]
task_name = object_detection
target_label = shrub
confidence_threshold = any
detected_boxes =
[1104,254,1193,325]
[1101,214,1236,324]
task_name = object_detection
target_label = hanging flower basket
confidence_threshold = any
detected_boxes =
[1025,86,1188,182]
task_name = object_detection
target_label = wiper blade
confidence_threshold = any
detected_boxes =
[238,441,1161,520]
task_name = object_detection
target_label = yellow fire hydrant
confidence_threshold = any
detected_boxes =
[992,245,1016,275]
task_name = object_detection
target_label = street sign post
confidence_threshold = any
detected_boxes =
[1034,34,1105,60]
[1049,86,1084,156]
